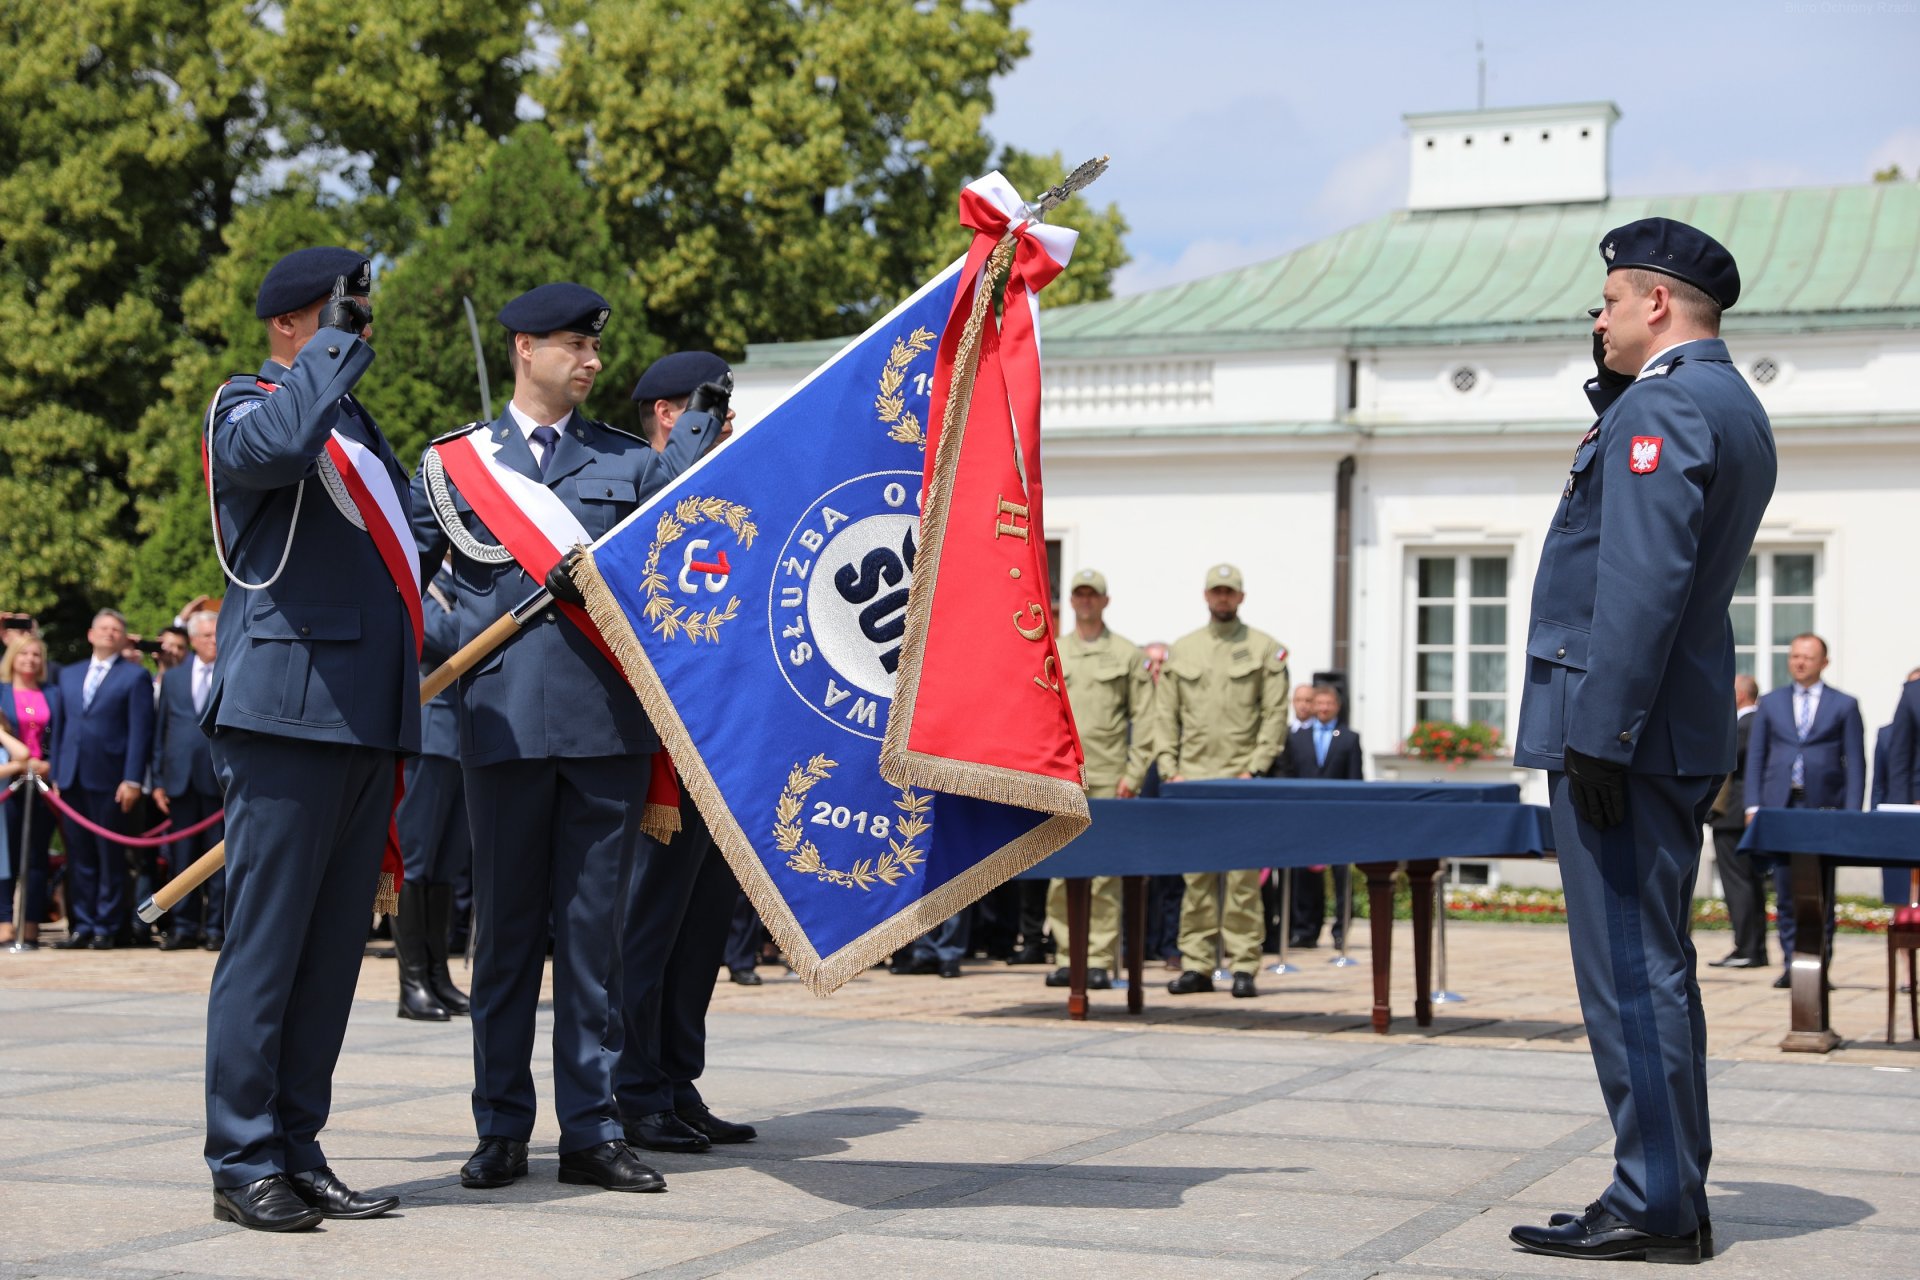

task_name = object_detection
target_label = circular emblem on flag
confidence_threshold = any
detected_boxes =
[768,470,921,740]
[639,495,758,643]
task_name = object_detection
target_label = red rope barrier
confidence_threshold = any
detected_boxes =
[26,779,225,847]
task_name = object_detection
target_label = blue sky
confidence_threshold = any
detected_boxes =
[986,0,1920,295]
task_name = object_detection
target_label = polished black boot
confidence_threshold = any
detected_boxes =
[395,883,450,1022]
[424,882,470,1016]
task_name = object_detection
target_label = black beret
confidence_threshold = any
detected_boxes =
[630,350,731,402]
[255,247,371,319]
[497,282,611,336]
[1600,217,1741,310]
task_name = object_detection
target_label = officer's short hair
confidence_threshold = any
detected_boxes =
[1733,674,1760,703]
[1616,268,1721,333]
[1790,631,1828,658]
[92,608,127,629]
[188,610,219,637]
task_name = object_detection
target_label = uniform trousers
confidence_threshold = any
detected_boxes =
[161,788,225,941]
[204,732,394,1187]
[723,892,760,974]
[1551,770,1713,1238]
[397,754,469,885]
[60,786,132,938]
[467,754,640,1154]
[1710,827,1768,963]
[617,795,736,1117]
[1,778,54,925]
[1179,868,1263,974]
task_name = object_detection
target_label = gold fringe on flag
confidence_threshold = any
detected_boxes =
[372,870,398,918]
[639,802,681,844]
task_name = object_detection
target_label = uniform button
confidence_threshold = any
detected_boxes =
[546,610,556,622]
[1556,647,1566,658]
[604,487,613,497]
[1619,732,1632,744]
[326,345,339,357]
[299,626,311,636]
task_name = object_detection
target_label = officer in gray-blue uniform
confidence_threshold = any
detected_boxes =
[408,284,720,1195]
[1509,219,1776,1265]
[202,247,416,1231]
[392,560,471,1020]
[615,352,758,1156]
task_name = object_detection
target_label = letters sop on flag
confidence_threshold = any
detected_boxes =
[577,170,1095,993]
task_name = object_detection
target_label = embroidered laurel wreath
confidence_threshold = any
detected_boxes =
[774,754,931,891]
[875,326,937,449]
[638,495,756,642]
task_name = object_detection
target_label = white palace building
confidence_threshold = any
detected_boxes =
[738,102,1920,889]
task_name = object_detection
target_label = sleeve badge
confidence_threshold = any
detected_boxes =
[1629,436,1662,474]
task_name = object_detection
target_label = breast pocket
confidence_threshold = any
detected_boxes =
[574,476,638,538]
[1552,443,1599,534]
[235,602,362,728]
[1225,658,1263,709]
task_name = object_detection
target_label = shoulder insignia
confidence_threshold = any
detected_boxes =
[224,399,263,425]
[1629,436,1663,474]
[1273,646,1289,667]
[430,421,484,446]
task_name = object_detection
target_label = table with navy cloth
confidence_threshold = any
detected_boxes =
[1017,778,1553,1026]
[1738,808,1920,1051]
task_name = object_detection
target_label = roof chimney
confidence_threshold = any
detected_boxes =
[1403,102,1620,211]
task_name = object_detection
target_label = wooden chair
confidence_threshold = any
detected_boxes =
[1888,868,1920,1044]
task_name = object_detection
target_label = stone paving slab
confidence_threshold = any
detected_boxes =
[2,920,1917,1278]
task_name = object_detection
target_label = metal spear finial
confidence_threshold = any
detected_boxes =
[1021,154,1111,222]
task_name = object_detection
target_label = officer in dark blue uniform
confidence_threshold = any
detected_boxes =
[408,285,720,1194]
[615,352,758,1156]
[203,247,417,1231]
[1509,219,1776,1264]
[392,560,471,1020]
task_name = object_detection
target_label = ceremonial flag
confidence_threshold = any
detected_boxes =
[578,172,1092,993]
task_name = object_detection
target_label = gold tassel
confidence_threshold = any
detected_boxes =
[372,870,398,918]
[640,802,681,844]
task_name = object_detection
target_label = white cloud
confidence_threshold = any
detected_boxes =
[1867,127,1920,177]
[1306,133,1408,230]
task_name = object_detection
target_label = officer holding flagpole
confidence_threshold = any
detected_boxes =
[201,248,419,1231]
[1509,219,1775,1264]
[409,284,721,1194]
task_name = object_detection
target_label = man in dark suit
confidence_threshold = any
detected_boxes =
[1282,683,1362,948]
[151,611,225,950]
[1744,633,1864,985]
[1705,675,1765,968]
[1887,669,1920,809]
[51,608,154,949]
[1874,667,1920,903]
[1510,218,1775,1262]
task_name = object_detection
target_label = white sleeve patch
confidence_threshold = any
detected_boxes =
[225,399,262,425]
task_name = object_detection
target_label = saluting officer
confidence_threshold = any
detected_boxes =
[202,248,416,1231]
[1509,219,1775,1265]
[1046,568,1153,991]
[408,284,719,1195]
[1156,564,1289,998]
[615,351,762,1157]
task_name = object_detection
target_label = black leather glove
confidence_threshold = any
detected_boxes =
[1564,745,1628,831]
[320,275,373,336]
[544,547,586,608]
[686,374,733,420]
[1588,308,1632,392]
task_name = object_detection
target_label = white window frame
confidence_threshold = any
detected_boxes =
[1405,548,1515,740]
[1733,545,1823,694]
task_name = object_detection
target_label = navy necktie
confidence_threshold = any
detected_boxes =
[531,424,559,481]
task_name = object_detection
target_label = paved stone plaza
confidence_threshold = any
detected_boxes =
[3,920,1916,1278]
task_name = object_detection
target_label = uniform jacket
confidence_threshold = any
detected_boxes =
[1514,339,1776,775]
[407,406,713,767]
[418,564,461,761]
[1744,682,1864,812]
[1886,680,1920,806]
[1153,619,1289,780]
[51,657,153,792]
[204,334,421,755]
[152,661,220,796]
[1872,723,1893,810]
[1059,626,1153,793]
[1282,721,1364,781]
[1708,707,1755,831]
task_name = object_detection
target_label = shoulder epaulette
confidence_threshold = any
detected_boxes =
[589,416,649,444]
[429,421,484,446]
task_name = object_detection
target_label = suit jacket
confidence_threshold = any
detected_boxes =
[205,337,421,755]
[51,657,154,792]
[1709,707,1755,831]
[0,681,62,760]
[408,404,714,767]
[152,662,219,796]
[1872,723,1893,810]
[1885,680,1920,806]
[1282,722,1364,781]
[1744,683,1865,812]
[1514,339,1776,775]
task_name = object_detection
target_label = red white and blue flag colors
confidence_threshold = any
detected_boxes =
[579,172,1092,993]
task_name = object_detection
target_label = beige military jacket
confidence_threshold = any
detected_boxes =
[1153,619,1290,780]
[1060,626,1154,793]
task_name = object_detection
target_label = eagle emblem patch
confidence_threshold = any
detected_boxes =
[1629,436,1663,474]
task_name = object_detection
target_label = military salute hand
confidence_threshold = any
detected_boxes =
[686,374,732,420]
[1563,746,1627,830]
[319,274,373,339]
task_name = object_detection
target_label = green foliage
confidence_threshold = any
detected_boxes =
[2,0,1130,648]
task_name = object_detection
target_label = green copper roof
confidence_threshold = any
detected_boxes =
[743,183,1920,368]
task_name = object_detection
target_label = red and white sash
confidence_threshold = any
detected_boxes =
[323,429,424,658]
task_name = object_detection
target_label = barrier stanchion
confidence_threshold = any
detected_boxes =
[1432,863,1465,1004]
[6,775,30,952]
[1268,868,1299,975]
[1330,868,1359,968]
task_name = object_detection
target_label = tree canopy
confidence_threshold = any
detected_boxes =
[0,0,1128,657]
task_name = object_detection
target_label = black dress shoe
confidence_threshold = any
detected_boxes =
[1231,972,1258,998]
[1709,952,1762,968]
[1007,944,1048,965]
[89,934,116,950]
[676,1102,756,1144]
[53,932,93,949]
[557,1140,665,1192]
[460,1136,528,1188]
[1550,1207,1712,1253]
[1086,967,1114,990]
[1511,1204,1699,1263]
[160,932,201,951]
[1045,965,1072,987]
[624,1110,710,1154]
[213,1176,322,1232]
[1167,971,1214,995]
[729,968,763,986]
[287,1165,399,1219]
[203,935,223,952]
[938,958,963,978]
[888,955,939,975]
